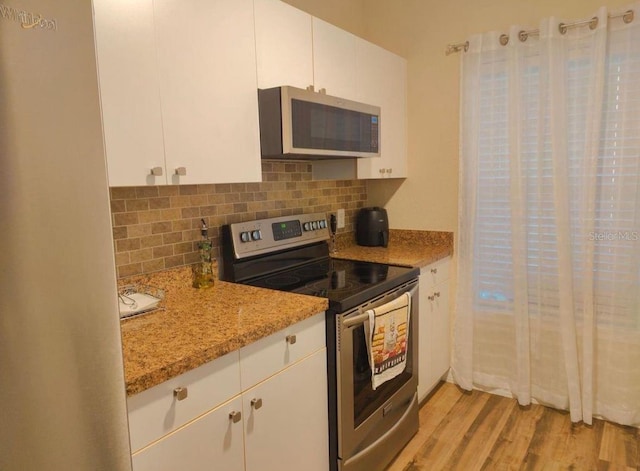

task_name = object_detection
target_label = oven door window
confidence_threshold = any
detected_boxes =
[352,324,412,428]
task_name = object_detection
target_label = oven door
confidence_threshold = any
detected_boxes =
[336,279,419,471]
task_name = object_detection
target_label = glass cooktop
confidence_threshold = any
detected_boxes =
[243,257,418,312]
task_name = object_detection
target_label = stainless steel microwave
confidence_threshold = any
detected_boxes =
[258,86,380,160]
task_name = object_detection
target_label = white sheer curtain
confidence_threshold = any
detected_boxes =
[453,3,640,425]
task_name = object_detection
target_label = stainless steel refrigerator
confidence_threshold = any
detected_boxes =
[0,1,132,469]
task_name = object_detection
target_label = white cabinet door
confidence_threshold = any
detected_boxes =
[254,0,313,90]
[312,17,358,100]
[255,4,359,98]
[243,348,329,471]
[154,0,261,185]
[418,271,431,401]
[94,0,166,186]
[418,258,451,401]
[355,39,408,179]
[430,280,450,385]
[132,396,245,471]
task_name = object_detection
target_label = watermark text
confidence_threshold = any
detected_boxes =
[588,231,639,241]
[0,4,57,31]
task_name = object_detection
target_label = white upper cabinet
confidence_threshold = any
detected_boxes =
[311,17,358,99]
[96,0,407,185]
[254,0,313,90]
[93,0,167,186]
[355,39,408,179]
[253,1,407,180]
[94,0,262,186]
[254,1,358,99]
[153,0,261,185]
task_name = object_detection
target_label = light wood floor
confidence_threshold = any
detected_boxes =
[387,382,639,471]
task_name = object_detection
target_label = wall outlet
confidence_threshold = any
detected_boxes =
[336,208,345,229]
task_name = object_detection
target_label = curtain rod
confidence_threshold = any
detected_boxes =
[445,9,635,55]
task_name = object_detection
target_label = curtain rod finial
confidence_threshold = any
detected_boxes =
[445,41,469,56]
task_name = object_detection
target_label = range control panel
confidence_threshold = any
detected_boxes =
[272,220,302,241]
[229,212,330,259]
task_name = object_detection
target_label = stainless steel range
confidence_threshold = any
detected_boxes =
[221,212,419,471]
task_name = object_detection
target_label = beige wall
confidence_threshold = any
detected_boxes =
[363,0,632,231]
[286,0,633,232]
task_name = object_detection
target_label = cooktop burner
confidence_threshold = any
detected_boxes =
[244,257,418,312]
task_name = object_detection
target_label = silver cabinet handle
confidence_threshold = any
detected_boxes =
[286,334,297,345]
[229,411,242,423]
[428,292,441,301]
[175,167,187,176]
[173,387,188,401]
[431,267,438,274]
[251,398,263,410]
[150,167,163,176]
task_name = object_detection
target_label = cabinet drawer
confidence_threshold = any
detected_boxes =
[420,256,451,287]
[127,350,241,452]
[240,312,325,389]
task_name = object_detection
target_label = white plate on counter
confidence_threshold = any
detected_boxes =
[118,292,162,319]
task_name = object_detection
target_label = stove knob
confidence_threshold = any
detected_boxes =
[240,232,251,243]
[303,222,311,231]
[311,221,318,230]
[251,230,262,241]
[319,220,327,229]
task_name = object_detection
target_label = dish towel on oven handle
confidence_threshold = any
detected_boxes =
[365,292,411,390]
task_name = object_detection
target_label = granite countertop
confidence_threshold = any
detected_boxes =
[119,266,327,396]
[332,229,453,268]
[120,229,451,396]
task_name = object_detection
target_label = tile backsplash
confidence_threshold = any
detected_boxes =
[111,162,366,278]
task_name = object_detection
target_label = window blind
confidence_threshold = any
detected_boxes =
[472,34,640,331]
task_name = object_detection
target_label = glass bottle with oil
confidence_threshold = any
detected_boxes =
[193,219,215,289]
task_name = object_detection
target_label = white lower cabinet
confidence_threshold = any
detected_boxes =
[243,349,328,471]
[132,396,245,471]
[127,350,241,453]
[417,257,451,401]
[128,312,328,471]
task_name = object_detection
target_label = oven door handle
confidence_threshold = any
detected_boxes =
[342,285,417,328]
[342,312,370,328]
